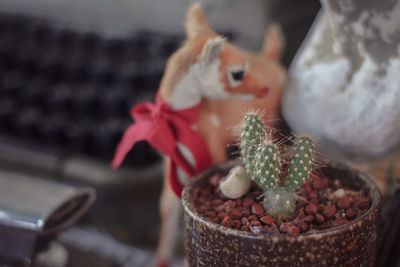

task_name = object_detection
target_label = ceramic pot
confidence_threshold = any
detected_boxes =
[282,0,400,158]
[182,160,381,266]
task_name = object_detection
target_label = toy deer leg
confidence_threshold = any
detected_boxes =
[157,157,181,266]
[157,144,195,266]
[207,135,228,164]
[199,122,228,164]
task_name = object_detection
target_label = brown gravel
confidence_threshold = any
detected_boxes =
[323,205,336,219]
[280,222,300,234]
[302,215,314,223]
[296,219,309,232]
[333,218,349,227]
[260,215,275,225]
[251,203,264,216]
[337,196,351,209]
[232,220,241,229]
[194,172,371,234]
[221,216,231,227]
[243,197,254,208]
[354,197,371,210]
[229,209,242,220]
[315,213,326,224]
[345,208,357,219]
[305,203,319,214]
[242,209,251,217]
[241,225,249,231]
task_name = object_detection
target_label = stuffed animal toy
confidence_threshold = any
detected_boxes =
[112,3,286,265]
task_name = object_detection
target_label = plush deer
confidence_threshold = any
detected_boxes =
[112,3,286,266]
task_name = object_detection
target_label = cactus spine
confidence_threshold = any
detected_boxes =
[239,112,315,218]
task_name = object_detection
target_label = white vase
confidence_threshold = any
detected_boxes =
[282,0,400,159]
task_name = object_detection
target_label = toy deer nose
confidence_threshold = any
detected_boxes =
[256,87,269,98]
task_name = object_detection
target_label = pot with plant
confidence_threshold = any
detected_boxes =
[182,111,381,266]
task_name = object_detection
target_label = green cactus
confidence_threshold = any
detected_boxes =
[239,112,316,219]
[286,136,315,192]
[263,187,297,217]
[253,140,281,190]
[240,112,265,178]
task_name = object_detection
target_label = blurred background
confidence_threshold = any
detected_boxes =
[0,0,321,266]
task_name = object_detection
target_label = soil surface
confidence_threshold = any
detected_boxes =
[193,171,371,234]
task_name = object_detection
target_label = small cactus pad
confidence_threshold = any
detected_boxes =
[253,140,281,190]
[263,187,296,218]
[287,136,315,192]
[240,113,265,178]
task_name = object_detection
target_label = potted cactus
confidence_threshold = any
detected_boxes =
[239,112,316,219]
[182,111,381,266]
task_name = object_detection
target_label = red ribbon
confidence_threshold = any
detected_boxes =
[111,93,212,197]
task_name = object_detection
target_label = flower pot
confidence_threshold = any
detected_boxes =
[182,160,381,266]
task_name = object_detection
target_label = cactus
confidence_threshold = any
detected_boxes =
[253,140,281,190]
[286,136,315,192]
[263,187,297,217]
[239,112,316,218]
[240,112,265,178]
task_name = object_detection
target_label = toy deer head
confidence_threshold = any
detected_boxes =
[160,3,286,111]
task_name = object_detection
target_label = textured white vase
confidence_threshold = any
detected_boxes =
[282,0,400,159]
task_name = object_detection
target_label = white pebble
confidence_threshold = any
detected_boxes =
[333,189,345,198]
[219,165,251,199]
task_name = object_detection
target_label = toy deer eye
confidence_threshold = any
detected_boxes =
[227,63,250,88]
[231,70,244,81]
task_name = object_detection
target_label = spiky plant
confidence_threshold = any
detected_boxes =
[239,111,316,218]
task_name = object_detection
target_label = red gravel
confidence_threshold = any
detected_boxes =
[345,208,357,219]
[221,216,231,227]
[243,197,254,208]
[280,222,300,234]
[296,219,309,232]
[248,215,258,221]
[218,212,227,220]
[229,209,242,220]
[260,215,275,225]
[354,197,371,210]
[251,220,262,226]
[337,197,351,209]
[333,218,349,227]
[241,225,249,231]
[194,172,371,234]
[302,215,314,223]
[232,220,241,229]
[211,199,223,207]
[305,203,319,214]
[315,213,326,224]
[242,209,251,217]
[323,205,336,219]
[251,203,264,216]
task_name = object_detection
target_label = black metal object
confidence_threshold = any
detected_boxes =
[0,171,95,265]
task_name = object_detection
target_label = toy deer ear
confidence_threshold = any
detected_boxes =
[201,37,225,66]
[185,2,212,38]
[261,24,284,61]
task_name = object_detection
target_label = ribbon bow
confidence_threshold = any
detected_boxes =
[112,93,212,196]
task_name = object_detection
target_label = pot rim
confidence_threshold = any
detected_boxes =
[182,160,381,240]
